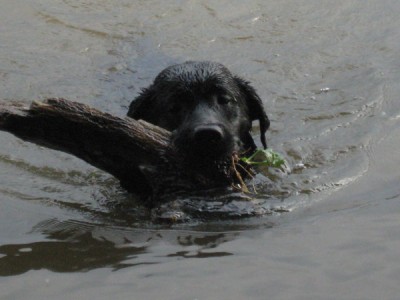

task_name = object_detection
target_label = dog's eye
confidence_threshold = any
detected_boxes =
[218,95,234,105]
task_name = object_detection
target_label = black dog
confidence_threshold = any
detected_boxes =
[126,61,269,197]
[128,61,269,162]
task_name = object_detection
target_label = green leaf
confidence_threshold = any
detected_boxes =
[241,148,286,168]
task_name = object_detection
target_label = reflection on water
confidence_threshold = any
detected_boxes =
[0,218,244,276]
[0,219,149,276]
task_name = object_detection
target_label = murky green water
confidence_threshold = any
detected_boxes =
[1,0,400,299]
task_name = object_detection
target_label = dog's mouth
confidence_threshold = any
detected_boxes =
[170,125,253,190]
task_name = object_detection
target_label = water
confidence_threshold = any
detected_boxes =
[1,0,400,299]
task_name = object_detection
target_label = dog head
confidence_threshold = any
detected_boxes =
[128,61,269,161]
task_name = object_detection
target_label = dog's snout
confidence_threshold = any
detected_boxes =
[193,125,224,144]
[173,122,234,158]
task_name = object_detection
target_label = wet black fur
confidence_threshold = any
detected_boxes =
[126,61,269,196]
[128,61,269,156]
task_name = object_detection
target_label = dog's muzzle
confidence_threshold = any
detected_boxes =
[173,123,235,160]
[192,124,224,146]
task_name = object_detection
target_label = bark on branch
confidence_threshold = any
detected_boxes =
[0,98,247,204]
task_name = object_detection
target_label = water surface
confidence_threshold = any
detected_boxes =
[1,1,400,299]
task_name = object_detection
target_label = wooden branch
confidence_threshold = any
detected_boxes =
[0,99,174,196]
[0,98,247,204]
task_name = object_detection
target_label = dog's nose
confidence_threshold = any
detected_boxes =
[193,125,224,145]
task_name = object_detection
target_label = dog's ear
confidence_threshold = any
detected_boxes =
[127,86,156,120]
[234,77,270,149]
